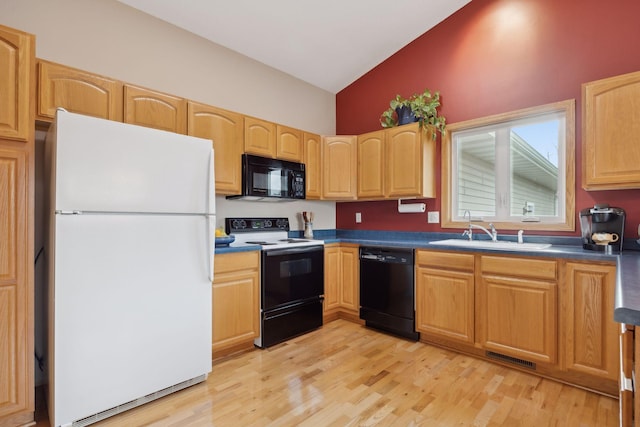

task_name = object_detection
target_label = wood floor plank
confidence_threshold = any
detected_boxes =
[35,319,618,426]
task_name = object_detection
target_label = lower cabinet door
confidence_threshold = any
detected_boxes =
[0,146,33,424]
[339,246,359,314]
[620,324,634,427]
[478,274,557,365]
[564,262,618,381]
[212,252,260,354]
[416,267,474,344]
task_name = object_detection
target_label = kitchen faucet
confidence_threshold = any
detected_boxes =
[470,223,497,242]
[462,210,473,240]
[461,210,498,242]
[489,223,498,241]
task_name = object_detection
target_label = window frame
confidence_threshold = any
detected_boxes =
[441,99,575,232]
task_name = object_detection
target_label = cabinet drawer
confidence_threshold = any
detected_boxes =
[481,255,556,280]
[416,250,474,272]
[214,251,259,275]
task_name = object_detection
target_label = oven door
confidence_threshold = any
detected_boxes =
[261,245,324,311]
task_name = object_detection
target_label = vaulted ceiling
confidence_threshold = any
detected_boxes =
[117,0,471,93]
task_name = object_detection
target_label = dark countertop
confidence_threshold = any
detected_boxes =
[215,229,640,326]
[613,254,640,325]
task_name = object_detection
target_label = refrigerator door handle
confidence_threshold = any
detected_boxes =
[206,147,215,283]
[207,215,215,282]
[55,210,83,215]
[207,148,215,216]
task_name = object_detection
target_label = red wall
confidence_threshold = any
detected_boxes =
[335,0,640,237]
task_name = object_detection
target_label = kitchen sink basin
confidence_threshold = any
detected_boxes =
[428,239,552,251]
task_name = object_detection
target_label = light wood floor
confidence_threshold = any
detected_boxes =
[38,319,618,426]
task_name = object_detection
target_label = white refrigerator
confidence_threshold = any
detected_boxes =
[46,110,215,427]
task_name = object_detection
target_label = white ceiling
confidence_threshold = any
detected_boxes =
[117,0,471,94]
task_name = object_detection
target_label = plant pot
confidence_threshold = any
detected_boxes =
[395,106,417,125]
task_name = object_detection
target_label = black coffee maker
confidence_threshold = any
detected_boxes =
[579,204,625,252]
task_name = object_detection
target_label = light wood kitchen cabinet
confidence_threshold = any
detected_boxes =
[0,25,33,142]
[212,251,260,357]
[303,132,322,199]
[415,250,475,344]
[620,324,634,427]
[634,327,640,427]
[276,125,303,162]
[478,255,558,365]
[322,135,357,200]
[413,249,617,396]
[356,123,436,200]
[385,123,436,198]
[187,102,243,195]
[564,261,618,381]
[0,148,33,426]
[582,71,640,190]
[324,246,341,313]
[324,244,359,322]
[124,84,187,134]
[357,130,385,199]
[37,60,123,121]
[340,246,359,313]
[244,116,276,158]
[0,24,34,427]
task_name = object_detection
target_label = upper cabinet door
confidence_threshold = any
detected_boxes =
[187,102,243,195]
[583,71,640,190]
[357,130,385,199]
[38,60,123,122]
[276,125,303,162]
[244,117,276,158]
[0,25,33,142]
[124,84,187,134]
[386,123,436,198]
[303,132,322,199]
[322,135,357,200]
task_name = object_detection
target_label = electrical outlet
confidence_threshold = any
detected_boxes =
[427,211,439,223]
[355,212,362,223]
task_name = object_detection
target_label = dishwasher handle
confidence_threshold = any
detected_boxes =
[360,247,414,264]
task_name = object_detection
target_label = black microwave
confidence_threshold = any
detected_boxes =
[226,154,306,201]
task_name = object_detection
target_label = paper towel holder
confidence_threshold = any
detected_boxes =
[397,198,426,213]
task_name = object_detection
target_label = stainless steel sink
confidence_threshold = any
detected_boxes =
[428,239,551,251]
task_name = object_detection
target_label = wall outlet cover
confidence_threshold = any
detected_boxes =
[355,212,362,223]
[427,211,439,223]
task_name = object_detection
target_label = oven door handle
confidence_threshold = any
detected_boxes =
[264,245,324,257]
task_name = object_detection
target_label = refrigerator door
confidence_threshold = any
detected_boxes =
[51,214,212,426]
[50,110,214,215]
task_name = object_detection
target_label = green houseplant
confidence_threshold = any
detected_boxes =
[380,89,446,137]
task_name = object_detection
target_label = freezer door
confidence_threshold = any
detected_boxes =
[50,110,214,214]
[51,214,212,426]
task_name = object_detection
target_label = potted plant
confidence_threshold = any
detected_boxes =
[380,88,446,137]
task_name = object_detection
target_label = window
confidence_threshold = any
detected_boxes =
[441,100,575,232]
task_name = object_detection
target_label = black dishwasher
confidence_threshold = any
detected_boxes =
[359,246,419,341]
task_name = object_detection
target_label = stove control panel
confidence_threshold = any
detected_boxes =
[226,217,290,234]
